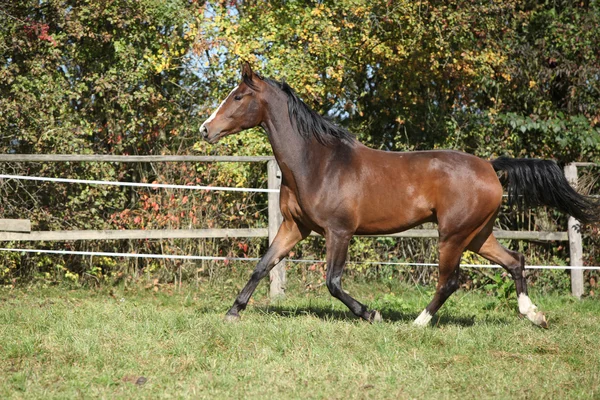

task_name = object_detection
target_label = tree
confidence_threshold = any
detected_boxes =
[202,0,600,161]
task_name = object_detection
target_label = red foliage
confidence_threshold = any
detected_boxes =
[23,21,57,46]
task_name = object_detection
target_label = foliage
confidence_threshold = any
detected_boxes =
[0,0,211,210]
[483,272,516,303]
[0,0,599,284]
[204,0,600,161]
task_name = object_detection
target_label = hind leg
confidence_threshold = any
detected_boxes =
[325,231,381,323]
[469,233,547,328]
[414,240,463,327]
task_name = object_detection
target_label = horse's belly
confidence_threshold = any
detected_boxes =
[354,203,435,235]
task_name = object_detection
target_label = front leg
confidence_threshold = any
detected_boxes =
[225,219,309,321]
[325,232,382,323]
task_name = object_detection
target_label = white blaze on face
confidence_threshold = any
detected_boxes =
[413,309,433,327]
[200,87,237,132]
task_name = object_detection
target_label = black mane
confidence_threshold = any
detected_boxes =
[244,74,356,145]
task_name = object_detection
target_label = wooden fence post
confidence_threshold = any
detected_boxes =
[267,160,285,299]
[564,163,584,299]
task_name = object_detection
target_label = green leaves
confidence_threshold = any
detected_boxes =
[501,112,600,160]
[0,0,207,280]
[199,0,600,161]
[1,1,599,283]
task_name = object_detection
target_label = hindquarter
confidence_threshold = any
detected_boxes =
[432,152,503,236]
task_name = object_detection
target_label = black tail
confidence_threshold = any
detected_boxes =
[491,156,600,224]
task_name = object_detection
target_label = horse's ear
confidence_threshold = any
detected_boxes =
[241,61,253,80]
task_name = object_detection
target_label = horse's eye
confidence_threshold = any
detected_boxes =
[234,95,243,101]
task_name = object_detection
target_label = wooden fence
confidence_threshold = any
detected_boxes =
[0,155,593,298]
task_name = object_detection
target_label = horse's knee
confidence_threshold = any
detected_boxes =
[326,275,342,297]
[250,266,268,282]
[446,279,460,295]
[438,274,460,297]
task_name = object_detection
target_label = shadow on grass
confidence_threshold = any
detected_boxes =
[252,304,507,327]
[192,293,514,327]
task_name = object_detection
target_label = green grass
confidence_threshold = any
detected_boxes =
[1,276,599,399]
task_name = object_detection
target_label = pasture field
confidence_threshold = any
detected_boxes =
[1,274,599,399]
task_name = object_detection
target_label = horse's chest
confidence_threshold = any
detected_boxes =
[280,186,325,233]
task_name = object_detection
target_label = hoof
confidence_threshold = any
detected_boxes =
[369,310,382,324]
[534,312,548,329]
[224,313,240,323]
[521,311,548,329]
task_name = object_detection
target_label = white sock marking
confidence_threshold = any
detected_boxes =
[413,309,432,327]
[518,293,539,321]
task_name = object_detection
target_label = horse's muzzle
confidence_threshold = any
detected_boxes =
[199,124,209,140]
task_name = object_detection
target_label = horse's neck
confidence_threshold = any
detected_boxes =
[261,107,334,189]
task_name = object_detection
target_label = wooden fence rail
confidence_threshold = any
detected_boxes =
[0,228,568,243]
[0,219,31,233]
[0,154,592,298]
[0,154,274,163]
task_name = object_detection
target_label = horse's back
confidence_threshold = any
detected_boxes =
[351,148,503,234]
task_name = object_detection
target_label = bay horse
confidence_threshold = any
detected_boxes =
[200,62,600,328]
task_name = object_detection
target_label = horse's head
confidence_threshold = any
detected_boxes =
[200,62,265,143]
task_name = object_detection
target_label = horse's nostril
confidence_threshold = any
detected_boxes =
[199,125,208,138]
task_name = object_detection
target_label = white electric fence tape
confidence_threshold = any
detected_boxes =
[0,248,598,270]
[0,174,279,193]
[1,174,598,270]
